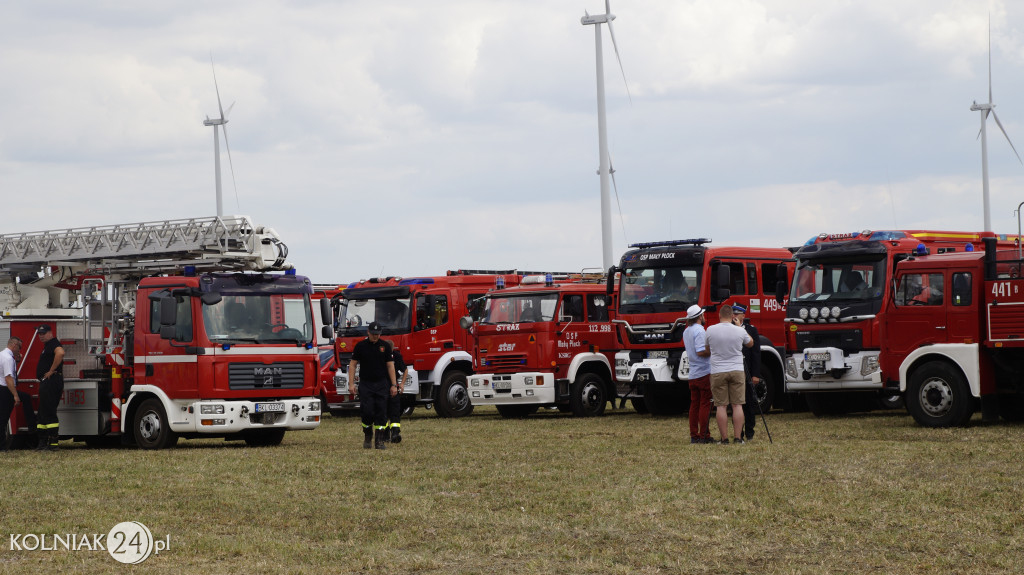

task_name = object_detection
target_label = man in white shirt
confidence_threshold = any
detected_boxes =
[1,337,27,451]
[705,305,753,444]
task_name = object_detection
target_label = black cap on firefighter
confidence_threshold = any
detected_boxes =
[367,322,383,334]
[36,324,52,334]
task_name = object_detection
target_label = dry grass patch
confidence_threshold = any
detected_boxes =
[0,406,1022,574]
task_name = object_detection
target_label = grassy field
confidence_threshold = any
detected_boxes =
[1,405,1022,574]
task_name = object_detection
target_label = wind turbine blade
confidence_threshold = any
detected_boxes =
[609,153,628,245]
[606,19,632,104]
[211,55,226,120]
[224,101,235,120]
[991,110,1024,165]
[222,125,241,209]
[988,14,993,104]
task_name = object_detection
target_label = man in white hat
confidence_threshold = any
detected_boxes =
[682,305,712,443]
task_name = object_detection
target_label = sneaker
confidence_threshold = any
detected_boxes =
[718,438,730,445]
[702,436,715,444]
[690,437,702,444]
[733,437,746,445]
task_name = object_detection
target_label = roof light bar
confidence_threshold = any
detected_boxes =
[628,238,711,249]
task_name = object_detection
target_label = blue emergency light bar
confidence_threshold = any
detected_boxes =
[628,238,711,249]
[398,278,435,285]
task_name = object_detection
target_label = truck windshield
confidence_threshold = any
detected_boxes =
[338,296,412,336]
[618,266,701,311]
[203,293,313,344]
[481,293,558,324]
[790,257,886,302]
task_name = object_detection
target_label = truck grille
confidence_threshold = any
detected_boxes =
[229,362,305,390]
[794,329,862,353]
[485,355,528,369]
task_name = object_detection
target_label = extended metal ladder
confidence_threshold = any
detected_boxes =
[0,215,288,274]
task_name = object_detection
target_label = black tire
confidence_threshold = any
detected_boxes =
[804,393,853,417]
[630,398,649,414]
[319,394,330,416]
[752,365,776,414]
[906,361,973,428]
[435,370,473,418]
[496,405,537,418]
[243,429,286,447]
[570,372,608,417]
[643,384,689,416]
[134,398,178,450]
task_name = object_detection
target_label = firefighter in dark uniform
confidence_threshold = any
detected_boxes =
[348,322,396,450]
[35,325,65,451]
[385,348,408,443]
[732,305,761,441]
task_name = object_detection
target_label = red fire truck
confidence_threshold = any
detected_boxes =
[463,275,619,417]
[781,230,1015,416]
[608,239,794,415]
[883,237,1024,426]
[331,271,555,417]
[2,216,331,450]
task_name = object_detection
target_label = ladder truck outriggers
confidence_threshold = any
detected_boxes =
[1,216,332,449]
[885,237,1024,426]
[608,239,794,415]
[780,230,1015,416]
[462,274,620,417]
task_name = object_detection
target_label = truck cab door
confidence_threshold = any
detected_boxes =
[410,291,453,374]
[140,294,200,396]
[886,271,948,360]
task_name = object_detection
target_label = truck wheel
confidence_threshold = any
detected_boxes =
[753,366,776,414]
[436,370,473,418]
[570,373,607,417]
[243,429,286,447]
[643,385,689,415]
[134,398,178,450]
[906,361,973,427]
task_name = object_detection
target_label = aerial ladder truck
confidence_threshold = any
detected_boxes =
[1,216,332,449]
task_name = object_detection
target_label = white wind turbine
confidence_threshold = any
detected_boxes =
[582,0,631,270]
[203,57,238,218]
[970,19,1022,232]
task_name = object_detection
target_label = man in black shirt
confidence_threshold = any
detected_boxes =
[348,322,396,450]
[35,325,64,451]
[732,305,761,441]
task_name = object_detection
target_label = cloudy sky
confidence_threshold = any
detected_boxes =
[2,1,1023,283]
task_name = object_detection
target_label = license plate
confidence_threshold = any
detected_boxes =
[647,351,669,359]
[493,381,511,390]
[255,402,285,413]
[807,352,830,361]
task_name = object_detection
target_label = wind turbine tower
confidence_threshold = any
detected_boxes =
[203,58,237,218]
[970,18,1022,232]
[582,0,629,270]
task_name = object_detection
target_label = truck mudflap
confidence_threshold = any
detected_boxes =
[785,349,883,392]
[467,372,556,405]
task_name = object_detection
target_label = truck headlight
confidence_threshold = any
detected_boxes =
[524,376,535,385]
[860,356,880,377]
[799,308,808,320]
[200,404,225,415]
[831,306,841,319]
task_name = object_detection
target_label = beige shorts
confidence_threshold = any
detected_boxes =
[710,371,746,406]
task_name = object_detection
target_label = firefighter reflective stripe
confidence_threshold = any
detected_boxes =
[361,423,370,429]
[36,423,60,430]
[374,425,387,430]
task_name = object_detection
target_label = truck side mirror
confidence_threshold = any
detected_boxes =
[320,298,332,325]
[459,315,473,330]
[775,281,787,305]
[159,296,178,326]
[606,265,618,295]
[201,292,222,306]
[715,265,731,301]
